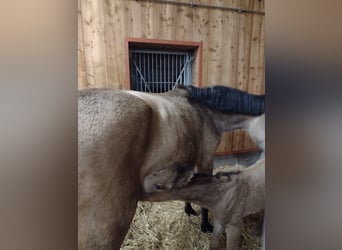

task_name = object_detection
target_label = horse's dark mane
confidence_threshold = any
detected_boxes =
[184,85,265,115]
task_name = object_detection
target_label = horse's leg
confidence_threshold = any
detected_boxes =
[184,204,213,232]
[201,208,213,233]
[210,220,224,250]
[261,218,265,250]
[225,224,241,250]
[111,197,138,249]
[197,163,215,233]
[256,211,264,237]
[184,202,198,216]
[78,194,138,250]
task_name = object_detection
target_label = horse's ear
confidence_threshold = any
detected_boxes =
[175,85,187,90]
[171,85,189,97]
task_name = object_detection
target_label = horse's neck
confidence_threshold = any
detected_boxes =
[175,177,233,208]
[246,114,265,151]
[206,109,254,133]
[208,110,265,151]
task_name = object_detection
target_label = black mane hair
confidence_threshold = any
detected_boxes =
[184,85,265,115]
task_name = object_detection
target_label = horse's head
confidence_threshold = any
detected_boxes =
[143,163,195,193]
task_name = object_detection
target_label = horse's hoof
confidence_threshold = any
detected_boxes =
[201,223,214,233]
[185,206,198,216]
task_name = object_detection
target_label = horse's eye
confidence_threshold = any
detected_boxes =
[154,183,164,190]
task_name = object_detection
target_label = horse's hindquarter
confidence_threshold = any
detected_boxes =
[78,89,152,191]
[78,89,153,249]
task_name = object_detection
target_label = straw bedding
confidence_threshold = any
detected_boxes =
[121,165,263,250]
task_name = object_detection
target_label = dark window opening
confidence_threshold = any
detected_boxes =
[129,48,193,93]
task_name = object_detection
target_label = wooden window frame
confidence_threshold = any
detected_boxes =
[125,37,202,90]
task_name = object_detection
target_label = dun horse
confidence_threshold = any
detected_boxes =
[78,85,264,249]
[146,113,264,231]
[143,158,265,250]
[143,114,265,250]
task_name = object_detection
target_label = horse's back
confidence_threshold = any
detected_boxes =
[78,88,153,249]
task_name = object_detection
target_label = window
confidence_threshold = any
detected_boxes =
[129,49,193,93]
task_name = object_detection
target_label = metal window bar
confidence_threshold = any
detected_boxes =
[130,54,151,92]
[129,49,193,93]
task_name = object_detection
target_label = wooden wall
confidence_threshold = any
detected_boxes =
[78,0,265,154]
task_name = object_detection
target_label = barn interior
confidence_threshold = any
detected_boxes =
[78,0,265,249]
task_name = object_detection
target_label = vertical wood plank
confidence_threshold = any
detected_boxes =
[82,0,109,88]
[206,0,223,86]
[78,0,87,89]
[193,5,209,85]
